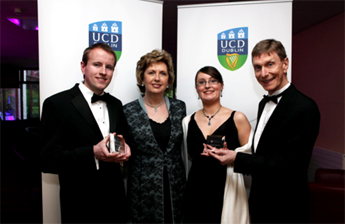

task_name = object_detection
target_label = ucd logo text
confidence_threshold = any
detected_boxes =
[89,21,122,62]
[217,27,248,71]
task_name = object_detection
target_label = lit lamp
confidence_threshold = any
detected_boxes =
[8,18,38,30]
[7,8,38,30]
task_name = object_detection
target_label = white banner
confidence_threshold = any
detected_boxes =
[177,0,292,128]
[38,0,162,222]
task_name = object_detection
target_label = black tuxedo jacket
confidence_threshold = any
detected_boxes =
[40,84,130,223]
[234,84,320,223]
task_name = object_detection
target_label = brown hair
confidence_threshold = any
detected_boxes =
[82,43,117,67]
[136,49,175,93]
[251,39,287,61]
[195,66,224,86]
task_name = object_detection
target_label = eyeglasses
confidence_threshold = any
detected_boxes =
[196,79,219,86]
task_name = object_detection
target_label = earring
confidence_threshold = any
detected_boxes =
[221,90,223,97]
[142,83,144,86]
[166,85,169,89]
[198,95,200,99]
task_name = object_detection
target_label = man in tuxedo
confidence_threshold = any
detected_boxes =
[209,39,320,223]
[40,43,131,223]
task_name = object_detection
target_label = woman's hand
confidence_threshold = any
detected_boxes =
[202,142,237,166]
[201,143,211,157]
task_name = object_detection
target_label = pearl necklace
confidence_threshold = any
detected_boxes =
[143,98,165,112]
[203,106,222,125]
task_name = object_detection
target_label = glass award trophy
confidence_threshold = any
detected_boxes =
[110,134,126,154]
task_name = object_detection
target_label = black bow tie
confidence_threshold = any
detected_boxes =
[91,93,109,103]
[263,92,284,104]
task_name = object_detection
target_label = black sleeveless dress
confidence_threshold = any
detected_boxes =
[183,111,241,223]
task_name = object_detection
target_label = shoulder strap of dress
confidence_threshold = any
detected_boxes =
[230,110,236,120]
[191,112,196,120]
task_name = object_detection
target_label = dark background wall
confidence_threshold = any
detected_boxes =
[292,12,344,154]
[0,0,344,222]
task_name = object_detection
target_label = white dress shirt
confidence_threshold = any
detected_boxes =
[79,82,110,169]
[253,83,290,152]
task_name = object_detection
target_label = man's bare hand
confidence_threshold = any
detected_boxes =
[93,133,130,163]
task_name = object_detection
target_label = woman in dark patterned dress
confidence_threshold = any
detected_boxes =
[123,49,187,223]
[182,66,252,223]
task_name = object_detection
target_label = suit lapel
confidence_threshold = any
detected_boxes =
[256,85,296,152]
[252,99,266,154]
[254,99,266,135]
[70,85,103,139]
[264,85,295,131]
[257,100,266,120]
[107,99,117,133]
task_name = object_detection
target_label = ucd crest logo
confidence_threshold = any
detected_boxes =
[217,27,248,71]
[89,21,122,62]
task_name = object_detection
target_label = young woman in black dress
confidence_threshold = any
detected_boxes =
[182,66,252,223]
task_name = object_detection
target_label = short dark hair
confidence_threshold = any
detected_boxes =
[82,43,117,67]
[195,66,223,86]
[136,49,175,93]
[251,39,287,61]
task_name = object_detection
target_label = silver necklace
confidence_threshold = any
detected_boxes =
[203,106,222,125]
[143,98,165,112]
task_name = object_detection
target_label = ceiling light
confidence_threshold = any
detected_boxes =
[7,17,38,30]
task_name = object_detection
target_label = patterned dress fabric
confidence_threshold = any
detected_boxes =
[123,97,186,223]
[183,111,240,223]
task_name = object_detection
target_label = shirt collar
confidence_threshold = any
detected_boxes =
[269,82,290,96]
[79,82,95,104]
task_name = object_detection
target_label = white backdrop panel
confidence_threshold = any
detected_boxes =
[177,0,292,127]
[38,0,162,222]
